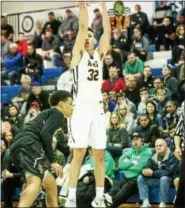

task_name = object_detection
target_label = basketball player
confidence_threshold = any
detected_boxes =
[9,90,73,207]
[65,2,111,207]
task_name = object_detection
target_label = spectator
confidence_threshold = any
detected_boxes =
[63,29,76,51]
[26,81,50,112]
[124,52,144,80]
[58,9,79,40]
[42,11,61,37]
[57,52,73,93]
[134,114,160,147]
[20,74,32,92]
[107,112,129,160]
[110,28,130,62]
[155,17,176,51]
[1,15,14,41]
[175,8,185,28]
[132,27,149,62]
[163,101,179,130]
[2,130,14,148]
[131,4,149,35]
[1,34,12,58]
[102,90,109,103]
[32,20,42,48]
[124,75,140,106]
[137,87,150,115]
[117,103,135,135]
[40,28,62,67]
[103,52,122,80]
[91,8,103,42]
[137,138,179,208]
[150,77,172,100]
[4,104,23,129]
[108,91,117,113]
[140,66,154,89]
[175,24,185,46]
[146,100,164,130]
[162,65,179,100]
[104,132,152,207]
[18,89,31,117]
[155,89,168,113]
[102,65,126,93]
[23,101,41,124]
[1,43,23,85]
[22,44,43,81]
[17,32,28,57]
[116,92,137,117]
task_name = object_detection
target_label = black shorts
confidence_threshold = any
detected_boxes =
[10,133,49,180]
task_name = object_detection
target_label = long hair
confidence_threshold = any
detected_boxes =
[117,103,130,127]
[109,111,122,130]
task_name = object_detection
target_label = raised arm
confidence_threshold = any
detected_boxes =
[70,2,88,69]
[98,2,111,58]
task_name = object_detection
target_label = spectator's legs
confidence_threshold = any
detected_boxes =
[137,175,159,201]
[159,176,171,203]
[7,71,19,85]
[50,53,62,67]
[18,175,42,207]
[42,171,58,207]
[110,178,137,207]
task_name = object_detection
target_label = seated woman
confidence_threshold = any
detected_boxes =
[117,103,135,136]
[146,100,164,131]
[106,112,129,160]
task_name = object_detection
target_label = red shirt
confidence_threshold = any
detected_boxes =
[102,78,126,93]
[17,40,28,57]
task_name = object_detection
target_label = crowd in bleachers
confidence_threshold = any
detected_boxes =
[1,2,185,208]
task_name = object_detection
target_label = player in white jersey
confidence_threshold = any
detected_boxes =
[65,2,111,207]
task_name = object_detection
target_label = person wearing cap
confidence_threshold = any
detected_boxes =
[162,65,179,101]
[26,82,50,112]
[58,9,79,40]
[91,8,103,42]
[104,132,152,207]
[41,11,61,38]
[137,138,179,208]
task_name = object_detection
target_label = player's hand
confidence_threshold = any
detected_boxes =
[51,163,63,176]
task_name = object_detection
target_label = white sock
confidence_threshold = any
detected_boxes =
[68,187,76,199]
[96,187,104,200]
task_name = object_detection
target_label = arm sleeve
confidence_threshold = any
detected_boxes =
[40,111,63,163]
[118,151,133,170]
[120,127,129,148]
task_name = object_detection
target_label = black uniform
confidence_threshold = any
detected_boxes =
[9,108,64,180]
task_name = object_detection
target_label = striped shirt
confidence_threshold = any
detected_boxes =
[174,111,185,148]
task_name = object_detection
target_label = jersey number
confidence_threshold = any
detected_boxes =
[87,69,99,81]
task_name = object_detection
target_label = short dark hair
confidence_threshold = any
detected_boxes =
[127,52,136,57]
[48,11,54,16]
[94,8,100,13]
[28,43,35,49]
[88,27,95,35]
[140,87,149,94]
[101,90,109,95]
[18,32,24,35]
[117,92,126,98]
[49,90,71,107]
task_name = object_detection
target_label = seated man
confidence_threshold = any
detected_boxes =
[39,28,62,67]
[104,132,152,207]
[124,52,144,81]
[102,65,126,93]
[1,43,23,85]
[137,138,179,208]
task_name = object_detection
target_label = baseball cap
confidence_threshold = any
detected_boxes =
[131,132,141,139]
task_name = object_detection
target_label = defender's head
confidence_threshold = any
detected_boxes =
[49,90,73,118]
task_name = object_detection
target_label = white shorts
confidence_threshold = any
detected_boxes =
[68,103,107,149]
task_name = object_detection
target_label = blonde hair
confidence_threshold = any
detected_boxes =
[21,74,31,84]
[176,24,184,36]
[117,103,130,127]
[109,112,122,129]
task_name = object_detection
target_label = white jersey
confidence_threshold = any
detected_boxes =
[73,50,103,104]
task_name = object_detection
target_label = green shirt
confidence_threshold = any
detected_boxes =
[118,145,152,179]
[124,59,144,75]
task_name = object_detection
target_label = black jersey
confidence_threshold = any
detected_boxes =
[11,108,64,163]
